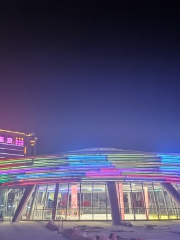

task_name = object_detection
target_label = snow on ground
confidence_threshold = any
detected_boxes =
[0,221,180,240]
[63,221,180,240]
[0,221,66,240]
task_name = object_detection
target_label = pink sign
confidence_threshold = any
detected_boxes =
[144,187,149,219]
[0,136,4,143]
[15,138,24,146]
[116,183,125,220]
[0,136,24,146]
[71,185,77,209]
[7,137,13,144]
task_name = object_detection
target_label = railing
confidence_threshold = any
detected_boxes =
[20,207,180,221]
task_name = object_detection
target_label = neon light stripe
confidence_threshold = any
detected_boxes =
[0,129,30,136]
[0,150,180,187]
[0,153,24,156]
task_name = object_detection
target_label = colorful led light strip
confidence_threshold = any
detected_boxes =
[0,149,180,186]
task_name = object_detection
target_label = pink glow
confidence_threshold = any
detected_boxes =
[71,185,78,209]
[7,137,13,144]
[15,138,24,146]
[100,168,119,172]
[118,183,125,220]
[144,187,149,219]
[0,136,4,143]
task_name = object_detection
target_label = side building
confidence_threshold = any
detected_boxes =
[0,129,37,158]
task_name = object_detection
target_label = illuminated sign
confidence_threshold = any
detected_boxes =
[7,137,13,144]
[15,137,24,146]
[0,136,5,143]
[0,136,24,146]
[71,185,77,209]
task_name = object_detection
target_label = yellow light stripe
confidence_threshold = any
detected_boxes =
[0,129,30,136]
[24,146,27,155]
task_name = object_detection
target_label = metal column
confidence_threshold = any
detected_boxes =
[27,185,39,219]
[12,185,35,222]
[161,183,180,207]
[107,182,121,225]
[65,183,70,220]
[78,182,81,220]
[52,183,59,220]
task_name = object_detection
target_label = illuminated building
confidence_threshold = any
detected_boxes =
[0,148,180,223]
[0,129,37,158]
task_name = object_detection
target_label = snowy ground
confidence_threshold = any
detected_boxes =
[0,221,180,240]
[0,221,67,240]
[63,221,180,240]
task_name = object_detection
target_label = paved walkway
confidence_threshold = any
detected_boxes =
[0,221,180,240]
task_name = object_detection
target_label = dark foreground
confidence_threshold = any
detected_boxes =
[0,221,180,240]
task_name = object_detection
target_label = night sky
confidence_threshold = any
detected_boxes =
[0,1,180,154]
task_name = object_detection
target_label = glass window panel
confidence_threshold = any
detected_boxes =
[5,181,180,222]
[80,182,93,220]
[153,184,168,219]
[0,188,25,221]
[130,182,146,220]
[92,182,107,220]
[143,183,159,220]
[105,183,111,220]
[56,183,69,220]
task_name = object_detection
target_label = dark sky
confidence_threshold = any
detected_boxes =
[0,1,180,154]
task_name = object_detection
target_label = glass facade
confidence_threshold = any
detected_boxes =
[22,182,112,221]
[0,188,24,221]
[1,182,180,221]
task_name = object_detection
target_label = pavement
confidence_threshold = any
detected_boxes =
[0,221,180,240]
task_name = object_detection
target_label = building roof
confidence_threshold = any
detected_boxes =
[0,148,180,187]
